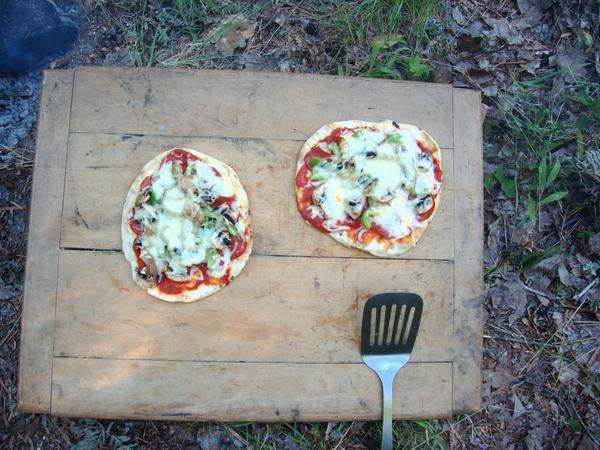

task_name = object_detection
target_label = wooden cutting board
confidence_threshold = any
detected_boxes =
[18,68,483,421]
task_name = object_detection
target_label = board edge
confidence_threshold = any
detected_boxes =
[17,69,74,414]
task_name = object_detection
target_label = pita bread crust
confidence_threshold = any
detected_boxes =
[295,120,442,257]
[122,148,253,302]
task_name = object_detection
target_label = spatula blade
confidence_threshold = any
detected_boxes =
[360,292,423,356]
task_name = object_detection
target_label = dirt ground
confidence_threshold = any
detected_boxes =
[1,0,599,449]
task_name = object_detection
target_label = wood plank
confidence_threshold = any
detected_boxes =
[51,358,452,421]
[60,133,455,261]
[54,251,454,363]
[69,67,454,148]
[18,70,74,413]
[452,89,484,414]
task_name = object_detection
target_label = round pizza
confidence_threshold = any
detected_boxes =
[122,148,253,302]
[295,120,442,257]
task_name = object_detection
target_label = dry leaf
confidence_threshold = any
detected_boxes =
[512,393,526,419]
[215,16,257,56]
[484,17,526,45]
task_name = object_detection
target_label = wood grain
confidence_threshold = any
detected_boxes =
[54,250,454,363]
[51,358,452,421]
[18,70,73,413]
[20,68,483,420]
[60,132,455,260]
[452,89,484,413]
[69,67,454,148]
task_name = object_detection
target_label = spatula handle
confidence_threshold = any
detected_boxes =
[379,369,397,450]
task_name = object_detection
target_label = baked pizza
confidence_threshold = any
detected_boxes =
[122,148,253,302]
[295,120,442,257]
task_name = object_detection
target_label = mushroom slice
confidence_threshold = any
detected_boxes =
[171,160,184,177]
[136,254,158,288]
[415,195,433,214]
[135,189,151,207]
[345,197,365,219]
[183,202,200,219]
[178,176,197,194]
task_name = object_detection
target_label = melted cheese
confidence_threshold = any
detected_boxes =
[314,177,362,222]
[134,159,241,278]
[310,127,440,240]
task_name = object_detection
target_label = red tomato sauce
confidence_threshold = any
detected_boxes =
[133,244,144,269]
[320,127,355,144]
[158,264,231,294]
[160,149,200,172]
[140,175,154,190]
[230,235,248,260]
[417,195,436,221]
[211,167,222,177]
[433,160,442,183]
[128,214,143,235]
[212,196,236,207]
[417,140,435,154]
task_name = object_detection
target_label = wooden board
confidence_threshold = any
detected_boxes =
[19,67,483,421]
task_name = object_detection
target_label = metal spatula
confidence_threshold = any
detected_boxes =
[361,293,423,450]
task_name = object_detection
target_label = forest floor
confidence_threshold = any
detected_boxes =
[0,0,599,448]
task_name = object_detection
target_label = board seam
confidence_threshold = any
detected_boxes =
[67,129,456,150]
[57,247,455,263]
[49,69,76,414]
[52,355,453,364]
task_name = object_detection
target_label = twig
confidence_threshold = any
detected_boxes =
[483,334,544,346]
[0,318,19,348]
[331,423,353,450]
[518,301,586,375]
[223,425,250,447]
[573,278,598,301]
[570,399,600,447]
[259,0,306,51]
[413,408,486,449]
[523,284,550,298]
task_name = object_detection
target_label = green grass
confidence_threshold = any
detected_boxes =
[99,0,260,67]
[321,0,444,79]
[218,420,447,449]
[489,70,599,222]
[484,68,600,281]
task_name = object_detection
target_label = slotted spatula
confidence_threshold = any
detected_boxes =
[361,293,423,450]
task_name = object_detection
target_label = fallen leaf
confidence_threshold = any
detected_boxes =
[589,232,600,255]
[484,17,526,45]
[586,345,600,374]
[451,6,467,26]
[554,359,580,384]
[512,393,526,419]
[526,425,552,450]
[456,34,482,52]
[558,263,582,288]
[516,0,545,26]
[489,273,529,324]
[535,253,563,272]
[556,42,588,79]
[215,16,257,56]
[489,367,514,390]
[431,61,453,84]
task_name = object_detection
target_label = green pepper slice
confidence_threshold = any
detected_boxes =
[309,157,323,167]
[206,248,217,270]
[149,190,157,205]
[361,208,375,229]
